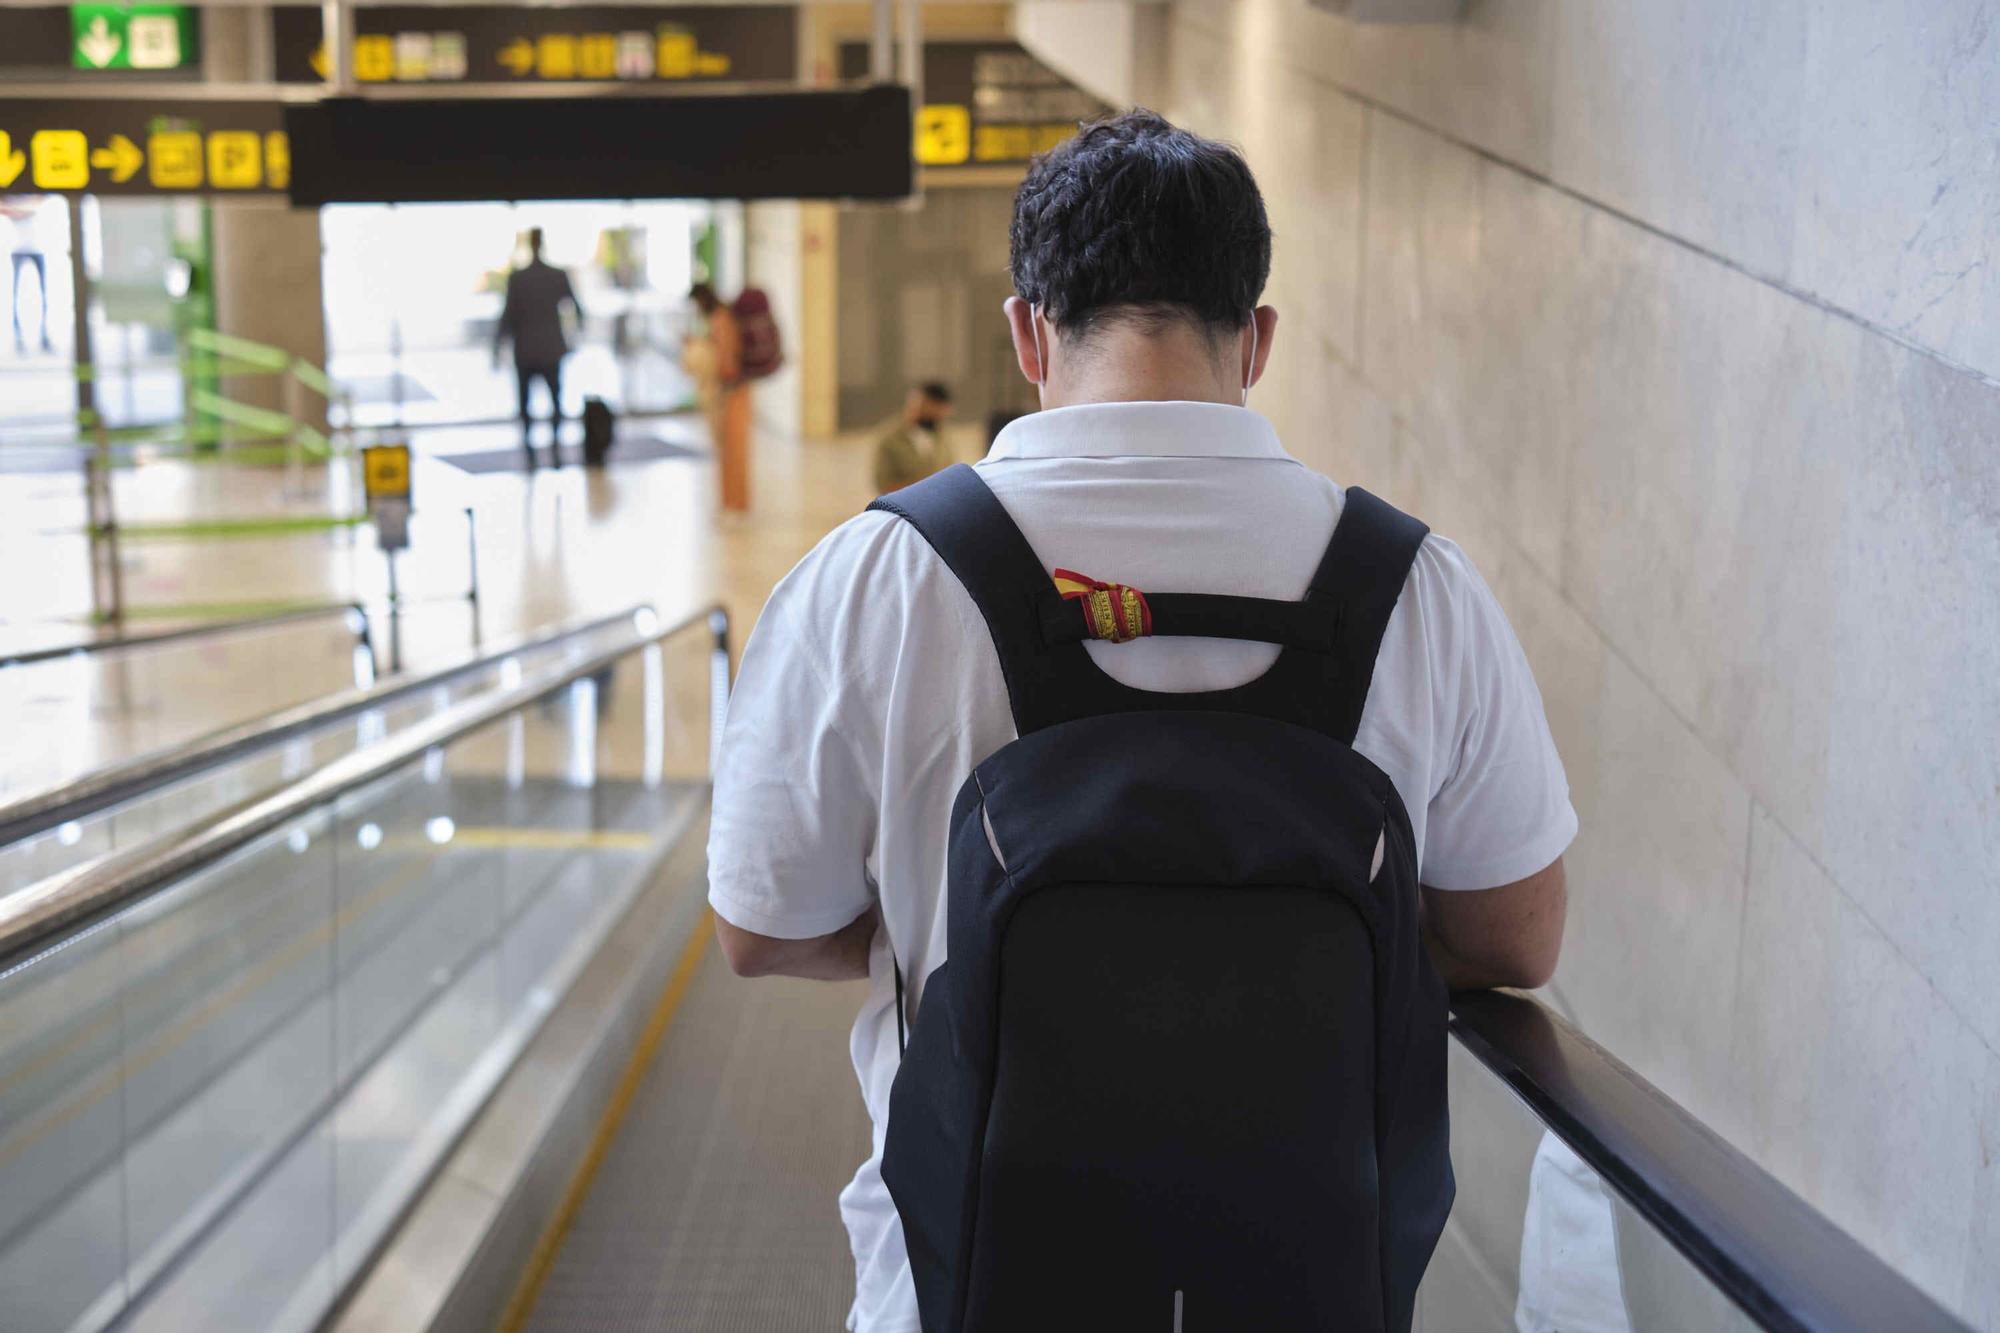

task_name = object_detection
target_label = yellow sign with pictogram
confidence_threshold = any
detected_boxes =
[353,33,394,81]
[148,130,202,187]
[914,104,971,166]
[30,129,90,189]
[362,444,413,501]
[264,130,290,189]
[206,130,262,188]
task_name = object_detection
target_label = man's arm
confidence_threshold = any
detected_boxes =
[715,908,876,981]
[1421,856,1566,991]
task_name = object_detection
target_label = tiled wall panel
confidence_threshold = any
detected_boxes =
[1153,2,2000,1324]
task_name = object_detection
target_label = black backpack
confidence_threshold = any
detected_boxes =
[871,464,1453,1333]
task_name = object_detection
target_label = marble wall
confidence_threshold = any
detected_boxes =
[1026,0,2000,1325]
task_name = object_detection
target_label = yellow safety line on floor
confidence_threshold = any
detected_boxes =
[425,828,659,853]
[496,909,715,1333]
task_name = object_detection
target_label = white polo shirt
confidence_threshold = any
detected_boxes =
[708,400,1577,1333]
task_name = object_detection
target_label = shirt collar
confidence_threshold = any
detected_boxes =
[986,401,1295,463]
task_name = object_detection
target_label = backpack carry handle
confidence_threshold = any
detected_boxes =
[870,465,1428,746]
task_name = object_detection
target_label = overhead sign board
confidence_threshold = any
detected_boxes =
[271,6,796,85]
[284,86,911,205]
[839,41,1109,168]
[72,4,197,71]
[0,98,288,196]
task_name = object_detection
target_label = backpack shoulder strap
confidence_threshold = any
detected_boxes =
[868,464,1066,732]
[1308,487,1430,745]
[870,468,1430,745]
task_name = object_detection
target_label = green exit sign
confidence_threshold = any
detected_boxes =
[72,4,196,71]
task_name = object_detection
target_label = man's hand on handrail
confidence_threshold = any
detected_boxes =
[1421,858,1567,991]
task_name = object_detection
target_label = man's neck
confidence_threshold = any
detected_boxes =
[1042,323,1238,409]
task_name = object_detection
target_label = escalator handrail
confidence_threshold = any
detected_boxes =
[0,603,654,849]
[0,602,728,969]
[0,600,373,671]
[1449,989,1971,1333]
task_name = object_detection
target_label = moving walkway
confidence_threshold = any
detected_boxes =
[0,600,1975,1332]
[0,603,718,1330]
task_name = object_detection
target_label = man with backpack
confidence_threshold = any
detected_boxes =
[706,111,1575,1332]
[686,282,783,514]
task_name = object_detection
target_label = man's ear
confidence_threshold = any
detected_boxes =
[1245,306,1279,390]
[1004,296,1043,386]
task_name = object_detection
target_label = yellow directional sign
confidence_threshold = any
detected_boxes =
[275,8,782,84]
[362,444,412,501]
[656,28,695,78]
[206,130,261,188]
[1,99,290,197]
[148,130,201,187]
[89,133,143,183]
[353,33,394,81]
[914,104,971,166]
[497,37,533,74]
[264,130,290,189]
[579,33,616,80]
[31,129,90,189]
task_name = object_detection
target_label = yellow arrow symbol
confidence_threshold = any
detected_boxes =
[498,37,533,75]
[309,42,327,79]
[89,133,142,183]
[0,132,23,188]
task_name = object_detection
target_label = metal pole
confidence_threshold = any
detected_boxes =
[69,196,124,629]
[899,0,925,212]
[321,0,354,94]
[869,0,893,83]
[350,603,379,688]
[385,549,403,674]
[463,505,482,648]
[898,0,922,96]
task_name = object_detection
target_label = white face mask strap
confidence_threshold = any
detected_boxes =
[1030,303,1048,406]
[1243,316,1258,407]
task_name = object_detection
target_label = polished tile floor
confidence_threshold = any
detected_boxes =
[0,411,922,800]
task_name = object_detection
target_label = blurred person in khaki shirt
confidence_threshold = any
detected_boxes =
[872,382,954,495]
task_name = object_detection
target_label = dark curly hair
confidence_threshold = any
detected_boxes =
[1009,110,1271,340]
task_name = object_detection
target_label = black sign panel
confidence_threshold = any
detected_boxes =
[0,97,288,196]
[0,6,205,79]
[838,40,1109,168]
[271,6,796,86]
[284,86,912,205]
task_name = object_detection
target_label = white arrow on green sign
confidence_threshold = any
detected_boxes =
[71,4,196,71]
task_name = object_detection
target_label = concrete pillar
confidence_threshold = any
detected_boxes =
[211,200,328,430]
[799,203,839,440]
[204,2,324,434]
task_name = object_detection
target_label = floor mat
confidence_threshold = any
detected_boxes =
[439,434,706,475]
[339,372,438,406]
